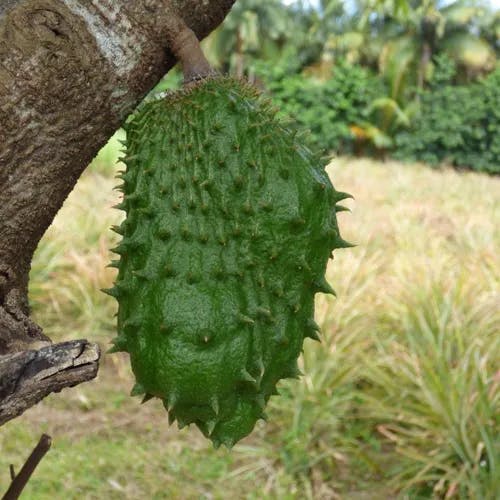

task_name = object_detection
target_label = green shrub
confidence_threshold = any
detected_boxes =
[394,59,500,174]
[258,60,385,154]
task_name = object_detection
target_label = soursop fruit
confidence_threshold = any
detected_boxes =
[106,76,352,448]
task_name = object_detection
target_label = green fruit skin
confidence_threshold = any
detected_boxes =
[107,77,351,448]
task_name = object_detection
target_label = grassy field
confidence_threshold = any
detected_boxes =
[1,135,498,499]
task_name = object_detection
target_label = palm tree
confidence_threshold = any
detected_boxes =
[324,0,496,102]
[318,1,496,152]
[203,0,293,78]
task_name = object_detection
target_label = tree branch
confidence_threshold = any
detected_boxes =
[0,0,236,354]
[0,340,100,426]
[0,0,235,423]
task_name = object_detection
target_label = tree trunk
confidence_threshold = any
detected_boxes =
[417,40,432,91]
[0,0,235,424]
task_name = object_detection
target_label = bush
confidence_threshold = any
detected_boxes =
[258,60,385,154]
[394,59,500,174]
[258,56,499,173]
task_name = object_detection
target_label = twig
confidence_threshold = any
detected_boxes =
[2,434,52,500]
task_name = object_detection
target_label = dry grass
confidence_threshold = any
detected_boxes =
[326,158,499,498]
[0,145,498,499]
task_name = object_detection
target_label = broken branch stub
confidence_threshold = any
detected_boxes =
[0,340,100,426]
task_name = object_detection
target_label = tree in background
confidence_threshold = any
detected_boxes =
[208,0,498,94]
[310,0,496,99]
[200,0,498,169]
[204,0,293,78]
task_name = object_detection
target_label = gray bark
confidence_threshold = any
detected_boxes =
[0,0,235,424]
[0,340,99,426]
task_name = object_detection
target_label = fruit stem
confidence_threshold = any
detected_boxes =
[166,14,215,84]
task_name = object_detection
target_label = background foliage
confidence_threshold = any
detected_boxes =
[395,57,500,173]
[203,0,499,173]
[256,59,387,154]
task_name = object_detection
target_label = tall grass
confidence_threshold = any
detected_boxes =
[0,152,497,498]
[329,159,499,498]
[363,267,498,498]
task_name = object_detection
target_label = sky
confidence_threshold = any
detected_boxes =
[282,0,500,10]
